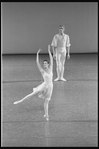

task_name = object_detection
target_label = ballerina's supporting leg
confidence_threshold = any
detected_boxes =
[13,90,38,104]
[44,98,50,121]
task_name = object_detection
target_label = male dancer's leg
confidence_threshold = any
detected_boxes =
[54,53,61,81]
[60,50,66,81]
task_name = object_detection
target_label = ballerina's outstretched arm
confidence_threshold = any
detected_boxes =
[48,44,53,71]
[36,49,45,75]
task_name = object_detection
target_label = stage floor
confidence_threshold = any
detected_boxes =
[2,54,98,147]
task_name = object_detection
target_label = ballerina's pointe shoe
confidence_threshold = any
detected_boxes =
[14,101,18,104]
[44,114,46,117]
[44,115,49,121]
[46,117,49,121]
[14,100,22,104]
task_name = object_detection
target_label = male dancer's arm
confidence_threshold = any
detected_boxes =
[52,46,56,59]
[51,35,57,59]
[48,45,53,71]
[67,35,71,59]
[67,46,70,57]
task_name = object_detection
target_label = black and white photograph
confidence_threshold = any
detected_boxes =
[1,2,98,147]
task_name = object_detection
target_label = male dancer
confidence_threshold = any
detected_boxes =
[51,25,71,81]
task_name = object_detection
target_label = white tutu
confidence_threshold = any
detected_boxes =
[33,82,53,100]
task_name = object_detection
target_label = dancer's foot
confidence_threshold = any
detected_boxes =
[14,101,19,104]
[44,114,49,121]
[44,114,46,117]
[14,100,22,104]
[46,117,49,121]
[60,78,67,81]
[54,78,60,81]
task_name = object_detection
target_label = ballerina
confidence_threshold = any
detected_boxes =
[14,45,53,121]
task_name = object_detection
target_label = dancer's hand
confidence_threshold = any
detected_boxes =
[38,49,42,53]
[67,54,70,60]
[48,45,50,51]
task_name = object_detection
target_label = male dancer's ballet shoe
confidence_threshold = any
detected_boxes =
[54,78,60,81]
[60,78,67,81]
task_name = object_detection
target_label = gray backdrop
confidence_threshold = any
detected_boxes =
[2,2,97,54]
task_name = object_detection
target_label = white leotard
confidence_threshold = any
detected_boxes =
[43,71,53,84]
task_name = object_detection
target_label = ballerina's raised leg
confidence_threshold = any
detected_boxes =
[13,90,38,104]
